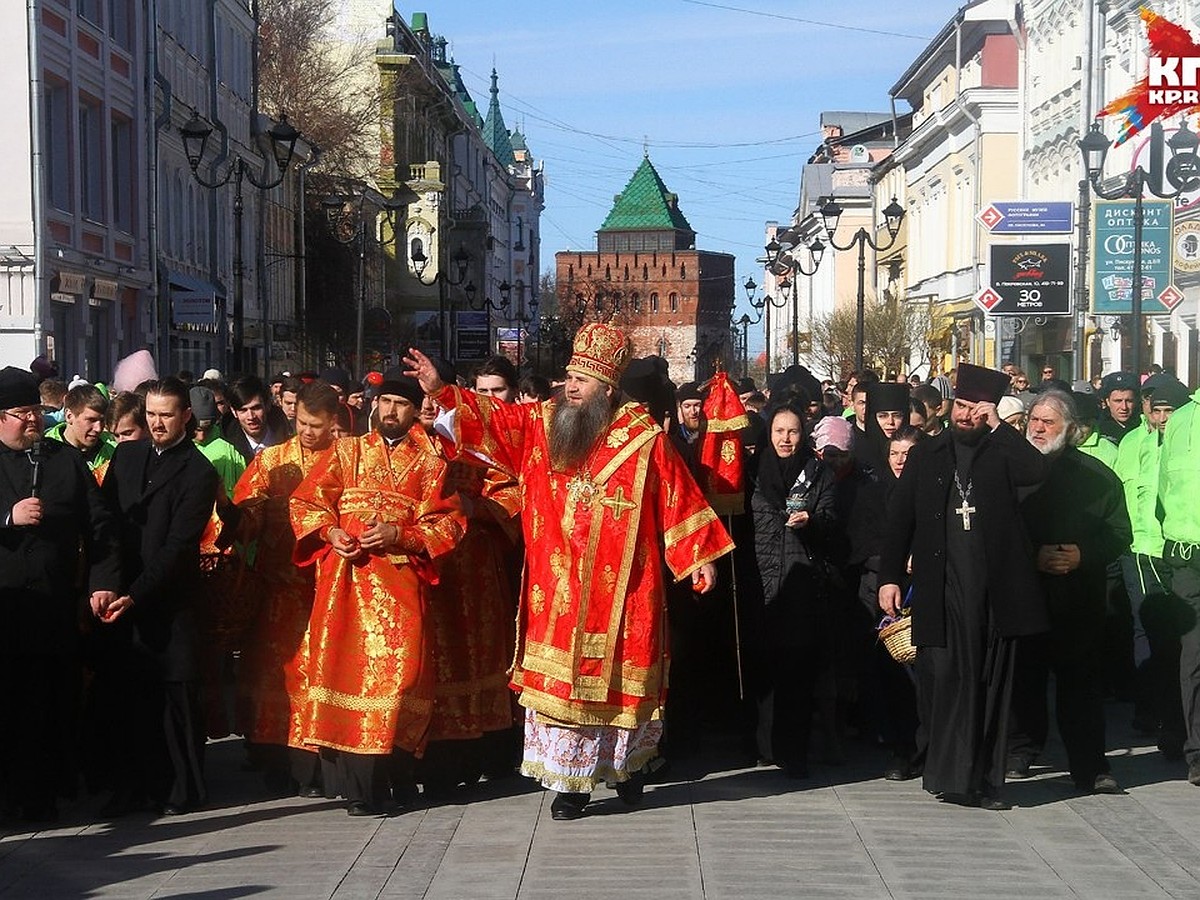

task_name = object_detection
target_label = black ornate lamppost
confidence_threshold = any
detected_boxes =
[816,196,905,373]
[410,243,473,359]
[320,187,406,373]
[763,236,826,366]
[180,110,301,373]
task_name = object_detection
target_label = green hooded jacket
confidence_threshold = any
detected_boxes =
[43,420,116,472]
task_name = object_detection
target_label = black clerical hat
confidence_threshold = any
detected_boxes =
[676,382,706,404]
[0,366,40,409]
[377,368,425,407]
[954,364,1010,405]
[866,382,910,414]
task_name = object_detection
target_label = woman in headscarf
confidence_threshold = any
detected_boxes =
[749,400,836,778]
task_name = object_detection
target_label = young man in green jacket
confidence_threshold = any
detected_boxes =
[44,384,116,475]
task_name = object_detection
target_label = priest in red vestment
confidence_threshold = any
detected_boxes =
[288,372,465,816]
[404,324,734,820]
[419,393,523,789]
[233,380,340,796]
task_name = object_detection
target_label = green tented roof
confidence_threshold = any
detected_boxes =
[598,156,694,233]
[482,69,515,168]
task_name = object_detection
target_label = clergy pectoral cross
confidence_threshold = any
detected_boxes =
[955,499,977,531]
[600,485,638,522]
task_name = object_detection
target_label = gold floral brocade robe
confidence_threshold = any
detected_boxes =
[434,386,734,729]
[232,437,329,748]
[288,430,465,755]
[425,443,523,742]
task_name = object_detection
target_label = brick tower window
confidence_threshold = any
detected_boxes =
[669,292,679,312]
[650,292,659,313]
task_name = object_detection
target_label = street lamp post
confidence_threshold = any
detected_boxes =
[1078,119,1200,380]
[763,238,825,366]
[180,110,301,374]
[818,197,905,374]
[321,188,405,374]
[732,276,765,378]
[411,243,472,359]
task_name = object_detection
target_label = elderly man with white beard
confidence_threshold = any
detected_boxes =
[1007,389,1132,794]
[404,324,733,820]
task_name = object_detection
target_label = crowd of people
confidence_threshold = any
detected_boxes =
[1,327,1197,825]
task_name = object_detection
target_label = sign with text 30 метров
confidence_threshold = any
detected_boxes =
[1091,199,1175,314]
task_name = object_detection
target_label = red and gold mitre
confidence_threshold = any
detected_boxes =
[566,323,632,387]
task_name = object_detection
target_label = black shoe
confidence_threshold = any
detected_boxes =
[615,772,645,807]
[346,800,380,817]
[1091,773,1123,795]
[298,785,324,799]
[883,756,917,781]
[978,793,1011,811]
[159,802,191,817]
[1005,757,1033,780]
[549,792,589,820]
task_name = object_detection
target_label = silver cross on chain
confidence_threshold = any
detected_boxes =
[953,470,976,531]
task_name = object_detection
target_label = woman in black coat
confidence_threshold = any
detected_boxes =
[750,402,836,777]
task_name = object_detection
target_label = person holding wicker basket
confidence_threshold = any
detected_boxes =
[878,364,1048,811]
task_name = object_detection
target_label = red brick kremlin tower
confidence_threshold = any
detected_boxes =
[555,155,734,382]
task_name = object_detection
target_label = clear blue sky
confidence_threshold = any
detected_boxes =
[402,0,964,325]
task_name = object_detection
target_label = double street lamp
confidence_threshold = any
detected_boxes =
[817,197,905,373]
[321,188,406,374]
[411,243,472,358]
[1078,119,1200,380]
[763,236,825,366]
[180,110,302,373]
[732,276,765,377]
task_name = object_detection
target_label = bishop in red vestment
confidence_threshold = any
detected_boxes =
[405,325,733,820]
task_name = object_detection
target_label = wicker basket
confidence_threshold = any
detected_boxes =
[879,616,917,664]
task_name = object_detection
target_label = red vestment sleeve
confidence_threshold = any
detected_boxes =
[653,435,735,580]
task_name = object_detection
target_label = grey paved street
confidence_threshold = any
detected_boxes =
[3,708,1199,899]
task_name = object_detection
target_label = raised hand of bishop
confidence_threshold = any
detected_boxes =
[402,348,444,396]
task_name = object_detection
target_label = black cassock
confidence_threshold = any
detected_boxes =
[881,424,1047,801]
[0,439,118,818]
[915,441,1014,797]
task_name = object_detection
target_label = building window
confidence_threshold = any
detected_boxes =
[79,98,106,223]
[657,337,667,356]
[108,0,132,50]
[650,292,659,313]
[680,264,686,279]
[110,113,133,231]
[669,292,679,312]
[77,0,103,27]
[44,79,72,213]
[630,292,640,313]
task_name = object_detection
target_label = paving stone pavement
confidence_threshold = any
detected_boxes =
[3,706,1199,899]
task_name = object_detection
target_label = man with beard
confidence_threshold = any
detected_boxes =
[1007,390,1130,793]
[233,381,340,797]
[288,371,465,815]
[403,324,733,820]
[0,368,118,821]
[95,378,220,815]
[879,364,1048,809]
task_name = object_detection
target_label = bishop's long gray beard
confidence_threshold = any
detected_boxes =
[549,391,611,470]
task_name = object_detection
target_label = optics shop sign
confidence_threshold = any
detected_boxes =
[977,243,1071,316]
[1091,200,1178,314]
